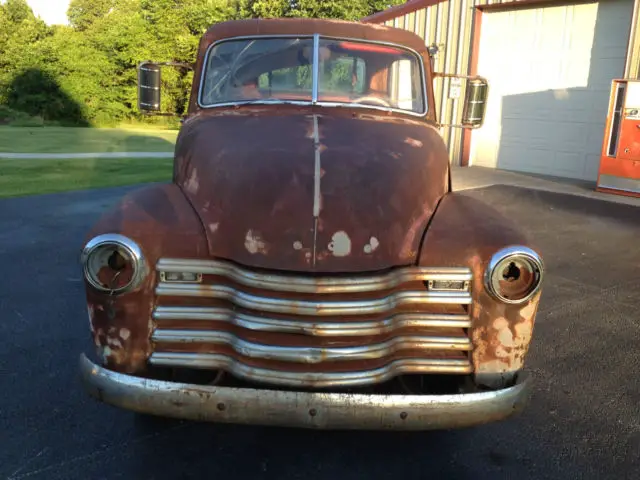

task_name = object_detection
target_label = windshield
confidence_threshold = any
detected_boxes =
[200,36,426,114]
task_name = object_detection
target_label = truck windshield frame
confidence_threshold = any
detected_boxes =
[197,34,428,116]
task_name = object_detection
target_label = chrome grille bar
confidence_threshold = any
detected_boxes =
[152,259,474,387]
[148,353,473,388]
[156,283,472,315]
[151,330,472,363]
[153,306,471,336]
[156,258,472,294]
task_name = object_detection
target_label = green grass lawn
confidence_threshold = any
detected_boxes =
[0,157,173,198]
[0,126,178,153]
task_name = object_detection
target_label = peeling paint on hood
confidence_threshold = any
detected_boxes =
[175,109,449,272]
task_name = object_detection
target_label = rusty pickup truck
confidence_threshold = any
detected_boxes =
[78,18,544,430]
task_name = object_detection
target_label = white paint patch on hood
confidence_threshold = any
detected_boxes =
[328,231,351,257]
[364,236,380,254]
[245,230,268,254]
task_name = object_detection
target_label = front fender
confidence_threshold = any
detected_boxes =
[418,192,543,389]
[83,183,207,374]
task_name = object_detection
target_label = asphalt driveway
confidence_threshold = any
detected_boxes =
[0,183,638,480]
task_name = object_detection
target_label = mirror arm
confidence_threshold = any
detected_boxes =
[140,112,180,117]
[436,122,484,129]
[151,61,195,71]
[433,72,487,83]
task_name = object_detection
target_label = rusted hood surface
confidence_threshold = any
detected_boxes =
[175,110,449,272]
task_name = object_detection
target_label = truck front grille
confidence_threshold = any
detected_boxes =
[150,258,474,388]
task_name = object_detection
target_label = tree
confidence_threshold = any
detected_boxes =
[6,68,89,125]
[79,0,155,120]
[236,0,290,18]
[39,26,122,124]
[238,0,403,20]
[0,0,405,125]
[0,6,11,51]
[292,0,373,20]
[0,0,51,105]
[3,0,33,23]
[67,0,116,31]
[138,0,236,113]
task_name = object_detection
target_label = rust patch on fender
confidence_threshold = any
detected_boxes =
[471,290,540,376]
[88,293,153,373]
[83,183,209,374]
[418,193,543,386]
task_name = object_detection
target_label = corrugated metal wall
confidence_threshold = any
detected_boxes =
[381,0,640,165]
[383,0,482,165]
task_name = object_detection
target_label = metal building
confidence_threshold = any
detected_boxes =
[364,0,640,181]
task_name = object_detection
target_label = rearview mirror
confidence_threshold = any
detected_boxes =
[461,78,489,128]
[137,62,161,113]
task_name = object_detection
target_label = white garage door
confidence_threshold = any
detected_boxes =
[469,0,633,180]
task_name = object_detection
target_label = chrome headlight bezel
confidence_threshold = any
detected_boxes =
[81,234,147,294]
[484,246,544,305]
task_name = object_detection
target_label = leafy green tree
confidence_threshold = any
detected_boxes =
[6,68,89,125]
[0,0,405,125]
[137,0,235,114]
[80,0,155,120]
[40,26,122,124]
[67,0,116,31]
[238,0,403,20]
[3,0,33,23]
[0,6,11,52]
[292,0,373,20]
[236,0,290,18]
[0,1,51,105]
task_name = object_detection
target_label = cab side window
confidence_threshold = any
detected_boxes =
[388,58,423,111]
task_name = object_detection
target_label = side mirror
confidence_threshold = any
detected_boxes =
[138,62,161,113]
[433,73,489,129]
[461,77,489,128]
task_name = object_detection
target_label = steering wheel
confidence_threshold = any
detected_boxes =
[352,96,392,107]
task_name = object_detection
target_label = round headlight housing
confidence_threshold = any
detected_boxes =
[485,246,544,304]
[81,234,146,294]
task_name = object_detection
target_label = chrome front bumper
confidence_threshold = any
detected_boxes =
[80,354,531,430]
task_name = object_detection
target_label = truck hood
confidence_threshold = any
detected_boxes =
[175,110,449,272]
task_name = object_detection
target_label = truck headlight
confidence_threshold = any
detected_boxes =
[81,234,146,294]
[485,246,544,304]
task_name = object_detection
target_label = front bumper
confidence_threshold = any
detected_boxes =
[80,354,531,430]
